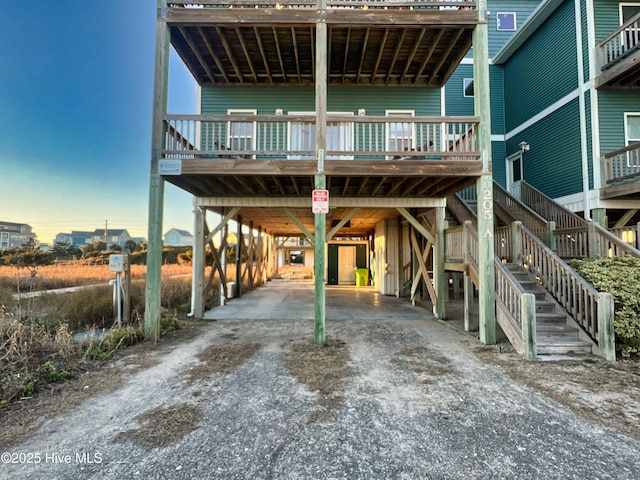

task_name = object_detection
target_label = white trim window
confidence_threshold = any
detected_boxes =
[227,109,257,158]
[624,112,640,167]
[288,111,354,160]
[463,78,474,97]
[386,110,416,158]
[496,12,517,31]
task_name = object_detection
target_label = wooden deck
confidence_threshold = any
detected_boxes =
[601,142,640,200]
[166,0,481,87]
[596,12,640,88]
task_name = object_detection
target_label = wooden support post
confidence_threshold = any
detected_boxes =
[144,12,170,342]
[396,215,403,298]
[463,223,477,332]
[236,214,242,298]
[598,293,616,361]
[314,8,327,345]
[220,207,227,306]
[193,207,206,318]
[521,293,537,361]
[473,1,496,345]
[434,206,446,319]
[512,221,522,264]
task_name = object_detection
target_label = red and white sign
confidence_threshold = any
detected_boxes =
[312,189,329,214]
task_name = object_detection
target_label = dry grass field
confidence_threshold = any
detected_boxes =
[0,263,194,293]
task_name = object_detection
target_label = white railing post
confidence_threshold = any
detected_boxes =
[521,292,537,361]
[597,292,616,361]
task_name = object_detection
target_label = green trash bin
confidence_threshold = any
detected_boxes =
[355,268,369,286]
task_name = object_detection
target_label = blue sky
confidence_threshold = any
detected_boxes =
[0,1,197,245]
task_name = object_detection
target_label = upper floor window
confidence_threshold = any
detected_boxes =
[463,78,474,97]
[625,113,640,145]
[386,110,416,155]
[228,109,257,158]
[496,12,517,31]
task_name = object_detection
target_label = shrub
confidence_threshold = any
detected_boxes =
[570,257,640,357]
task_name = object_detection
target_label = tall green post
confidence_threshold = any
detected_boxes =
[473,0,496,345]
[145,2,170,341]
[314,4,327,345]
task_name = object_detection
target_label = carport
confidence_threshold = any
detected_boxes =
[205,279,431,323]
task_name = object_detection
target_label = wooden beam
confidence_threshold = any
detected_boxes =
[282,207,315,245]
[193,207,206,319]
[272,27,287,82]
[291,27,302,83]
[428,29,463,86]
[326,208,361,241]
[400,28,426,84]
[145,19,170,342]
[385,29,407,85]
[410,228,437,306]
[253,26,273,83]
[195,26,228,83]
[205,207,240,244]
[236,27,258,83]
[357,28,370,83]
[433,207,446,319]
[236,214,242,297]
[371,29,389,85]
[473,1,496,345]
[197,196,445,208]
[396,207,435,244]
[613,209,638,228]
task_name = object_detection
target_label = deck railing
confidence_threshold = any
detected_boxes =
[162,114,480,161]
[598,12,640,71]
[166,0,476,10]
[514,222,615,360]
[446,221,536,359]
[601,142,640,186]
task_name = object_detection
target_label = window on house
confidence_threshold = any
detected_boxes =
[288,112,354,160]
[228,109,257,158]
[625,113,640,167]
[626,113,640,145]
[496,12,517,31]
[463,78,474,97]
[386,110,416,156]
[620,4,640,48]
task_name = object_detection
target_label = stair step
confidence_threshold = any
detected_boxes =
[537,324,579,336]
[535,301,556,313]
[536,312,567,324]
[537,338,593,355]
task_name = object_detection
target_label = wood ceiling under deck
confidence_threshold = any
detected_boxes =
[167,7,479,87]
[165,165,480,237]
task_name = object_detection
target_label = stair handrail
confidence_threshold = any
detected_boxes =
[462,221,537,360]
[493,181,555,247]
[520,181,586,230]
[591,223,640,258]
[447,192,477,226]
[513,221,615,360]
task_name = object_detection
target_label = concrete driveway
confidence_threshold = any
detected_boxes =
[3,280,640,479]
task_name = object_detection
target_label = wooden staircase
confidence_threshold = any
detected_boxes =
[504,264,594,356]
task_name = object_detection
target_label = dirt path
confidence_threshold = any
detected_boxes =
[1,316,640,480]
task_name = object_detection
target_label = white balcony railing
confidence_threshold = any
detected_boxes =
[162,114,480,161]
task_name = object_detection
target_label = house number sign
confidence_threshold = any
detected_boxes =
[482,188,493,238]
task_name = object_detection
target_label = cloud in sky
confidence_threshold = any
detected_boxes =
[0,0,197,244]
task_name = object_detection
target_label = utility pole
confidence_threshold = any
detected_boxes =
[104,220,108,246]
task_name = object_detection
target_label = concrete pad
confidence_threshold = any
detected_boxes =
[205,279,431,322]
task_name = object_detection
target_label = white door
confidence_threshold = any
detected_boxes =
[506,151,524,199]
[338,246,356,285]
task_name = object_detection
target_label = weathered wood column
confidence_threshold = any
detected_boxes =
[193,206,206,318]
[144,1,170,341]
[314,0,327,345]
[434,206,446,319]
[473,0,496,344]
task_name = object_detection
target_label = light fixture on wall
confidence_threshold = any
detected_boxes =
[519,141,530,153]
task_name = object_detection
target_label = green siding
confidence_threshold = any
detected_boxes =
[444,64,474,116]
[593,0,625,42]
[598,90,640,153]
[444,64,505,134]
[509,98,583,199]
[503,0,578,131]
[486,0,545,57]
[492,140,508,187]
[201,86,441,116]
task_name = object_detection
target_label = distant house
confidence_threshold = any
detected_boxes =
[164,228,194,247]
[0,221,35,251]
[55,229,133,250]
